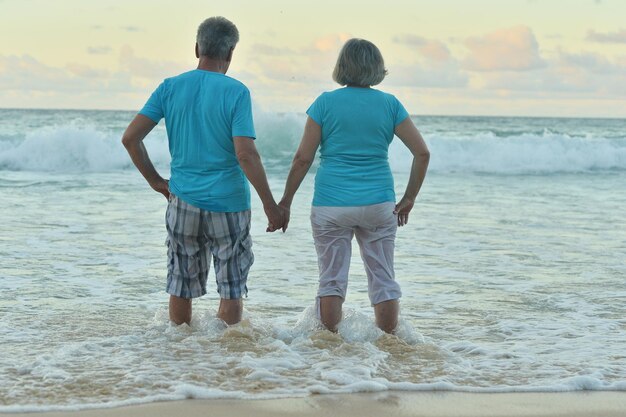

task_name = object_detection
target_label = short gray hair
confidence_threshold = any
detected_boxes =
[332,39,387,87]
[196,17,239,60]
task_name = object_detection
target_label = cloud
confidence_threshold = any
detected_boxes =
[390,34,467,88]
[245,32,468,91]
[478,50,626,97]
[0,49,196,109]
[121,26,141,32]
[250,44,296,56]
[557,50,618,74]
[463,26,546,71]
[0,47,191,100]
[247,32,468,91]
[386,63,468,89]
[119,45,187,80]
[554,51,626,95]
[312,33,351,52]
[0,54,67,92]
[234,33,358,110]
[246,33,353,85]
[393,34,452,62]
[586,29,626,43]
[0,54,135,94]
[66,63,110,78]
[87,46,113,55]
[388,28,623,94]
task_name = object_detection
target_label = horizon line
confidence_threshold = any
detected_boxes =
[0,107,624,121]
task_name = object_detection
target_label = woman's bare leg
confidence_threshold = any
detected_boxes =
[374,299,399,333]
[319,296,343,332]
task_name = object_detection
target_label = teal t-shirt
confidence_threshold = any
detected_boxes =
[306,87,409,207]
[139,70,256,212]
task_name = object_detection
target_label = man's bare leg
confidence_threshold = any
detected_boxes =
[169,295,192,325]
[374,299,399,333]
[218,298,243,325]
[319,296,343,332]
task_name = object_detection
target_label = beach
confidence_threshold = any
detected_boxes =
[4,392,626,417]
[2,0,626,413]
[1,110,625,412]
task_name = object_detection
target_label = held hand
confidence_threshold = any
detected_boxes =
[394,196,415,227]
[151,178,170,200]
[265,203,284,233]
[278,202,291,232]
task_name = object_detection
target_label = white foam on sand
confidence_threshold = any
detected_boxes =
[2,306,625,413]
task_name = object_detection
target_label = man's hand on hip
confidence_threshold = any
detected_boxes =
[151,178,170,200]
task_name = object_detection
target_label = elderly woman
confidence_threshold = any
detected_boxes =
[278,38,430,333]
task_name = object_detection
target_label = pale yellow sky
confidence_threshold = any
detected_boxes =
[1,0,625,116]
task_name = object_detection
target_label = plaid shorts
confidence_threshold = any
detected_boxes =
[165,194,254,299]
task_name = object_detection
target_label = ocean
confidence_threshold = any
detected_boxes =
[0,109,625,412]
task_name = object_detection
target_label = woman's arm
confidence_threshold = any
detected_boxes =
[279,116,322,231]
[394,117,430,226]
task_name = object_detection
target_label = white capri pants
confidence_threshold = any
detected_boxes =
[310,201,402,306]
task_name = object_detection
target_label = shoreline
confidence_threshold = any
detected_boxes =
[3,392,626,417]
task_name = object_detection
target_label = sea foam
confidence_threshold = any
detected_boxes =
[1,305,624,414]
[389,129,626,174]
[0,124,170,172]
[1,115,624,174]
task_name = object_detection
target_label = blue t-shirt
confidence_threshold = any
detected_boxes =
[306,87,409,207]
[139,69,256,212]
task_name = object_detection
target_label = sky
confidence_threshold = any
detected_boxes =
[0,0,625,117]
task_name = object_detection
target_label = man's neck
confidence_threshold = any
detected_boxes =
[197,56,229,74]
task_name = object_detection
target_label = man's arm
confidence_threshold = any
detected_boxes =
[121,114,169,199]
[233,136,284,231]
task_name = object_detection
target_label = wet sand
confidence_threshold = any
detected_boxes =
[5,392,626,417]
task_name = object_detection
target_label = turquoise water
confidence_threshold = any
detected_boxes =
[0,109,625,411]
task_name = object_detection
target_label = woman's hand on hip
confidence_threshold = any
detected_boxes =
[394,196,415,227]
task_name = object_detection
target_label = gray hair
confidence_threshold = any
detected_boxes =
[332,38,387,87]
[196,17,239,60]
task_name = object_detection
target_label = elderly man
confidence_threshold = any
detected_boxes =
[122,16,283,326]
